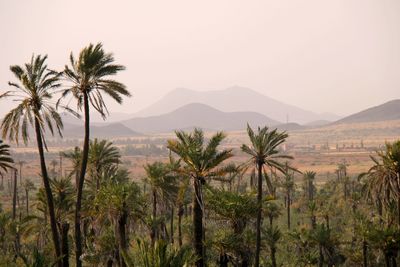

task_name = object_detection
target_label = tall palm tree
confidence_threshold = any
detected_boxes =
[58,43,130,267]
[1,55,70,266]
[167,128,233,267]
[241,124,291,267]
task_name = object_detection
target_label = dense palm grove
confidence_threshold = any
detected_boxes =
[0,44,399,267]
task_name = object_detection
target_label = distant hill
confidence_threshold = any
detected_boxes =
[334,99,400,124]
[275,123,306,131]
[123,103,279,133]
[305,120,332,127]
[63,123,140,138]
[134,87,341,124]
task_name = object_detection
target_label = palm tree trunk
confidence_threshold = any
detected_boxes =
[398,195,400,227]
[118,205,128,267]
[61,222,70,267]
[25,188,29,215]
[12,169,21,258]
[193,178,204,267]
[271,246,277,267]
[151,189,157,245]
[75,92,90,267]
[19,163,22,186]
[363,239,368,267]
[34,116,62,267]
[219,253,229,267]
[255,162,262,267]
[12,169,17,220]
[377,197,383,225]
[178,205,183,247]
[325,215,330,230]
[391,257,397,267]
[287,192,291,229]
[319,245,324,267]
[170,206,174,244]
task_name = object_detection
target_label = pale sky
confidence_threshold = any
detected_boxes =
[1,0,399,117]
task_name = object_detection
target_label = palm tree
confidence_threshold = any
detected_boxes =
[367,226,400,267]
[88,138,121,190]
[360,141,400,226]
[126,239,196,267]
[95,179,143,267]
[167,128,233,267]
[1,55,69,266]
[58,43,130,267]
[61,146,82,188]
[264,201,282,226]
[308,224,345,267]
[51,176,75,267]
[281,164,296,229]
[17,160,26,186]
[23,178,35,215]
[144,161,178,245]
[51,159,58,177]
[207,187,258,266]
[303,171,316,202]
[241,124,291,267]
[263,226,281,267]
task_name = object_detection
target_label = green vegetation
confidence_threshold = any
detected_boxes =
[0,45,400,267]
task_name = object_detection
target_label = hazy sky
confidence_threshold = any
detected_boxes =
[1,0,399,117]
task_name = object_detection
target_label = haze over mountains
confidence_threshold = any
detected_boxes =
[122,103,279,133]
[134,87,340,124]
[51,88,400,137]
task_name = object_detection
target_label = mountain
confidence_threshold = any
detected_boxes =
[134,86,341,124]
[122,103,280,133]
[305,120,332,127]
[334,99,400,124]
[63,123,140,138]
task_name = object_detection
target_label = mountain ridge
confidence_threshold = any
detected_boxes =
[122,102,280,133]
[133,86,341,124]
[333,99,400,124]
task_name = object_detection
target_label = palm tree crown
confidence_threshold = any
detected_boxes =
[1,55,72,145]
[58,42,130,117]
[167,129,233,180]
